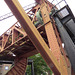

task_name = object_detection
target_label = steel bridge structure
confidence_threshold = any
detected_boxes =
[0,0,75,75]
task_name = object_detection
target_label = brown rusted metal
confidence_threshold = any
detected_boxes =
[4,0,61,74]
[0,3,40,53]
[0,24,44,58]
[6,58,27,75]
[0,0,72,75]
[52,18,70,67]
[40,0,61,63]
[32,9,38,23]
[52,18,71,75]
[40,1,68,75]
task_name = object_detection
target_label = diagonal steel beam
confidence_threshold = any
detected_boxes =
[4,0,61,74]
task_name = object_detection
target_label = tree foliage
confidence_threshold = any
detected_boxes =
[26,53,52,75]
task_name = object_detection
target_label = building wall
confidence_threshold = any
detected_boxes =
[0,64,12,75]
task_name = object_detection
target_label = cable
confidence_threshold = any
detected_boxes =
[0,0,67,21]
[56,0,61,9]
[0,2,36,21]
[51,0,55,3]
[52,0,64,8]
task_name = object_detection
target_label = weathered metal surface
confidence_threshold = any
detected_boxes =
[6,58,27,75]
[52,18,71,75]
[4,0,61,74]
[54,17,75,72]
[40,1,68,75]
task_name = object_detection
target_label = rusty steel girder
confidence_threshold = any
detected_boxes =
[4,0,61,74]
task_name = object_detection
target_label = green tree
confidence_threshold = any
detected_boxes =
[26,53,52,75]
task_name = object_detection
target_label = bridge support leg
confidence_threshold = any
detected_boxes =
[40,1,68,75]
[6,57,27,75]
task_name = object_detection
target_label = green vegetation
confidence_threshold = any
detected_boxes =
[26,53,52,75]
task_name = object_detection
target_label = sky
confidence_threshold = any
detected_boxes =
[0,0,75,36]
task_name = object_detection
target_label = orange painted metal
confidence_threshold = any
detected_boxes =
[4,0,61,74]
[12,29,18,44]
[52,18,70,67]
[52,18,71,75]
[40,1,61,63]
[32,9,38,23]
[40,1,68,75]
[0,0,71,75]
[0,2,40,54]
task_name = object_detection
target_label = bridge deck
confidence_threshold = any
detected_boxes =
[0,24,47,61]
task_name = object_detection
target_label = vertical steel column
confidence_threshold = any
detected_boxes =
[31,62,34,75]
[40,2,61,63]
[28,59,34,75]
[5,0,61,74]
[54,17,75,72]
[40,1,68,75]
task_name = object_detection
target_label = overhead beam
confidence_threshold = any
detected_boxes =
[5,0,61,74]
